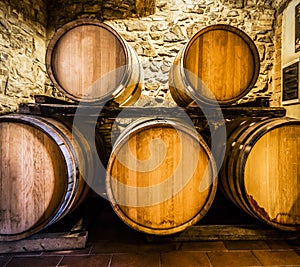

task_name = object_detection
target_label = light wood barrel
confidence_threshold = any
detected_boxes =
[0,114,100,241]
[46,19,142,105]
[219,117,300,231]
[106,119,218,235]
[169,24,260,106]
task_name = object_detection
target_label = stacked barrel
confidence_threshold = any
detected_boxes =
[168,24,300,231]
[0,19,299,241]
[0,18,143,241]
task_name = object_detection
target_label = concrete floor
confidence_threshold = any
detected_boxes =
[1,197,300,267]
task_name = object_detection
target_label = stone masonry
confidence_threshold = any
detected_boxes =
[106,0,277,106]
[0,0,47,113]
[0,0,293,114]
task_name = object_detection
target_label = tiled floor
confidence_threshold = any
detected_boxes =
[1,198,300,267]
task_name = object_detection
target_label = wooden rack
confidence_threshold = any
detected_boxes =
[18,95,286,119]
[5,95,294,248]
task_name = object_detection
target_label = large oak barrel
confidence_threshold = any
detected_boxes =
[46,19,142,105]
[219,116,300,230]
[0,114,101,241]
[106,118,218,235]
[169,24,260,106]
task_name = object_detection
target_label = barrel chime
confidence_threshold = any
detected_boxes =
[0,19,299,241]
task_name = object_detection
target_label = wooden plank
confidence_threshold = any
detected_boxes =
[146,225,300,242]
[0,231,88,253]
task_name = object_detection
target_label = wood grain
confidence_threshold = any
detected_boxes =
[146,224,300,242]
[46,19,142,104]
[0,114,98,241]
[245,125,300,226]
[0,122,66,235]
[0,231,88,253]
[170,24,260,106]
[106,119,218,235]
[52,24,125,99]
[220,117,300,231]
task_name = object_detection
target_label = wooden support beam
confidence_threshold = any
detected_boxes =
[146,224,300,242]
[17,96,286,119]
[0,231,88,253]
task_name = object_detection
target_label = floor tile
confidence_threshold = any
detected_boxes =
[287,239,300,249]
[5,256,62,267]
[0,251,42,257]
[266,240,295,250]
[111,253,159,267]
[0,256,11,266]
[136,242,181,253]
[180,241,227,251]
[207,251,262,267]
[253,250,300,266]
[223,240,269,250]
[161,251,211,267]
[58,254,111,267]
[91,241,138,254]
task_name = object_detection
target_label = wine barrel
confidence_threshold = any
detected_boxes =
[219,116,300,231]
[46,19,142,105]
[106,118,218,235]
[0,114,101,241]
[169,24,260,106]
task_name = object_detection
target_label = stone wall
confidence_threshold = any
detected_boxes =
[103,0,277,106]
[0,0,287,114]
[46,0,156,40]
[0,0,47,114]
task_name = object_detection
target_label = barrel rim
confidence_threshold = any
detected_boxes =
[182,24,260,105]
[46,18,130,102]
[0,114,76,241]
[106,119,218,235]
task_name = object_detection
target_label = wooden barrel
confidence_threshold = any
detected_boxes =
[106,118,218,235]
[219,116,300,230]
[46,19,142,105]
[0,114,101,241]
[169,24,260,106]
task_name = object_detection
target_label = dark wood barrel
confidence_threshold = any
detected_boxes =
[106,118,218,235]
[169,24,260,106]
[0,114,101,241]
[46,19,142,105]
[219,116,300,231]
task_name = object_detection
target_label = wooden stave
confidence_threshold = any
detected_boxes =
[0,114,98,241]
[222,118,283,223]
[220,117,300,231]
[111,41,142,106]
[169,48,193,107]
[169,24,260,107]
[220,117,272,219]
[46,18,142,105]
[0,114,75,241]
[237,117,300,231]
[41,117,97,218]
[106,118,218,235]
